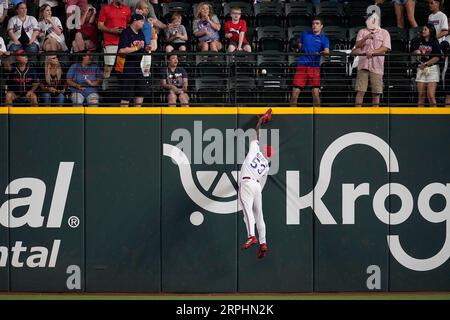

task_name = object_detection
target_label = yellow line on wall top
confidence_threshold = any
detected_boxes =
[1,107,450,115]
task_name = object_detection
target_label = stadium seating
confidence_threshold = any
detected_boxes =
[257,50,288,78]
[255,26,286,52]
[345,1,370,28]
[285,1,313,27]
[316,1,345,27]
[161,1,192,22]
[230,76,257,105]
[195,77,229,105]
[254,1,284,27]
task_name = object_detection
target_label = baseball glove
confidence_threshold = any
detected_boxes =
[259,108,272,124]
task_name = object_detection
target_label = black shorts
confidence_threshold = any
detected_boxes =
[167,42,186,50]
[119,74,150,101]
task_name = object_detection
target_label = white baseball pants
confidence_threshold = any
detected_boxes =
[239,179,266,244]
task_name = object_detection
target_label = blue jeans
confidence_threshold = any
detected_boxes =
[9,43,39,63]
[71,92,99,107]
[41,93,65,106]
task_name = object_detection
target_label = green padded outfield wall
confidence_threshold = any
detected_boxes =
[85,110,161,292]
[162,114,238,292]
[313,114,390,292]
[0,110,8,291]
[7,109,84,292]
[0,107,449,293]
[389,115,450,291]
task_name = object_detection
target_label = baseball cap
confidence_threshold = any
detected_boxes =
[130,13,144,23]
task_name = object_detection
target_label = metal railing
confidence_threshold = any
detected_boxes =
[1,51,448,107]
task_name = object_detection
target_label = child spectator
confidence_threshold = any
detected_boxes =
[38,4,68,52]
[224,6,251,52]
[164,13,187,52]
[193,2,222,52]
[160,54,189,107]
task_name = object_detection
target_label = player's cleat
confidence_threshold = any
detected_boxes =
[257,243,268,259]
[241,236,258,250]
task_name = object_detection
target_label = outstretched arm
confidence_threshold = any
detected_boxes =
[256,115,264,141]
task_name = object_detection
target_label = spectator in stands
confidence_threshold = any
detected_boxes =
[224,6,251,53]
[121,0,139,11]
[375,0,418,29]
[39,0,64,22]
[66,51,103,107]
[135,0,153,48]
[116,13,150,107]
[164,13,187,52]
[352,12,391,107]
[289,17,329,108]
[412,23,441,107]
[0,35,10,60]
[64,0,88,11]
[428,0,448,42]
[0,0,7,25]
[193,2,222,52]
[38,4,68,52]
[7,3,40,56]
[133,0,177,52]
[160,54,189,107]
[98,0,131,90]
[136,0,171,30]
[394,0,418,28]
[40,55,66,106]
[5,50,39,107]
[0,35,11,71]
[71,4,98,52]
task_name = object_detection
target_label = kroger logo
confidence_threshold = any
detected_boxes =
[165,128,450,272]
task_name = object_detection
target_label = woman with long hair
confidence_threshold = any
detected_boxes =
[40,55,66,106]
[38,4,68,52]
[412,23,442,107]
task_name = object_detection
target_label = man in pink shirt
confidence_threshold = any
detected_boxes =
[352,12,391,107]
[98,0,131,89]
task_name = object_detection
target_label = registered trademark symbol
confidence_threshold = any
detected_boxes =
[68,216,80,228]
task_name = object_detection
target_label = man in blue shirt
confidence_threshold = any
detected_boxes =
[67,51,103,107]
[290,17,330,107]
[117,13,151,107]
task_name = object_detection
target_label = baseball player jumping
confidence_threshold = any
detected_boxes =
[239,108,272,259]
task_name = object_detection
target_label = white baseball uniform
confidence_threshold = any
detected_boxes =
[239,139,269,244]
